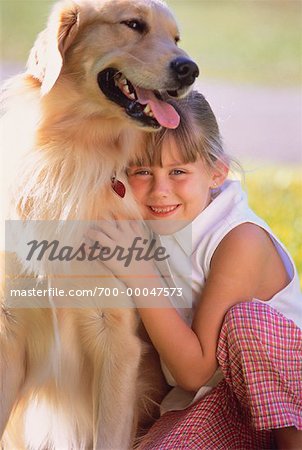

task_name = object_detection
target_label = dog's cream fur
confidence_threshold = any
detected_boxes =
[0,0,195,448]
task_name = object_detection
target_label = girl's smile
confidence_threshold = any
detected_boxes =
[147,204,181,217]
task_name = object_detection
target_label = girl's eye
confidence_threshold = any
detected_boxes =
[134,170,151,176]
[171,169,186,175]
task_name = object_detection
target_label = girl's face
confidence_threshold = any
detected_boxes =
[127,137,228,222]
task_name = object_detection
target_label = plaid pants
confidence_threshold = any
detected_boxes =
[138,302,302,449]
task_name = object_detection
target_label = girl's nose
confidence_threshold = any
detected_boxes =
[150,176,171,197]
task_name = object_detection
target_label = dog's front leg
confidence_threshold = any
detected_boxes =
[91,309,142,450]
[0,306,26,437]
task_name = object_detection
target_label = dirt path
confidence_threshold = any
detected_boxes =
[197,79,302,166]
[1,62,301,165]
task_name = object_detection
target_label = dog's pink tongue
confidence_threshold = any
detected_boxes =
[135,87,180,129]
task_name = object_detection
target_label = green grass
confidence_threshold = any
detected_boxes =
[244,166,302,286]
[0,0,301,86]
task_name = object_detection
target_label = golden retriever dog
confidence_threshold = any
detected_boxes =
[0,0,199,448]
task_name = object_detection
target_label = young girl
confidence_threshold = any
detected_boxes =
[88,91,302,449]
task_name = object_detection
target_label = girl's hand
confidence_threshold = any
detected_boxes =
[85,220,159,282]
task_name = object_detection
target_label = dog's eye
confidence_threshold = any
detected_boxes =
[121,19,146,33]
[175,36,180,45]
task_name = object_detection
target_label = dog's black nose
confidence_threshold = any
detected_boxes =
[170,57,199,87]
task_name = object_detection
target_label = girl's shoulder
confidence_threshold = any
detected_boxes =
[210,222,289,303]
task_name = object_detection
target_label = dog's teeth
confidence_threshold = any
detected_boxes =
[117,77,128,91]
[123,85,130,94]
[116,75,136,100]
[143,104,154,117]
[114,74,123,86]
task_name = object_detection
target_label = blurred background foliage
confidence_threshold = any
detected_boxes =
[1,0,301,284]
[244,167,302,284]
[169,0,302,86]
[1,0,301,86]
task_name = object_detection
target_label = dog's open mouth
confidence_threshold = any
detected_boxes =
[97,68,180,129]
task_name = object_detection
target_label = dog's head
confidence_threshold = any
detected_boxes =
[27,0,199,131]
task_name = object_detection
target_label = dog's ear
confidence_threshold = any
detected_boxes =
[27,2,80,95]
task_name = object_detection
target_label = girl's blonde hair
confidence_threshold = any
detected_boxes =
[129,90,231,171]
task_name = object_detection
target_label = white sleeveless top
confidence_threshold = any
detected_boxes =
[157,180,302,413]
